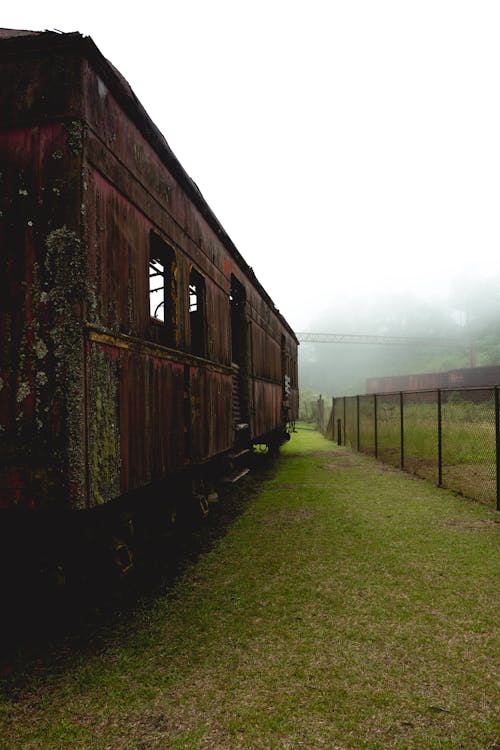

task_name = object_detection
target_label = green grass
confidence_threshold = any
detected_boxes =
[1,426,499,749]
[366,399,496,464]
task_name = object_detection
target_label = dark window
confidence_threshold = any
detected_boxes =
[149,232,177,347]
[189,268,206,357]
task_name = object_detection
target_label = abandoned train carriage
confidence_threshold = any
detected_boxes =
[0,29,298,542]
[366,365,500,395]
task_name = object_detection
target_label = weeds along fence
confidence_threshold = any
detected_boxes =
[319,388,500,510]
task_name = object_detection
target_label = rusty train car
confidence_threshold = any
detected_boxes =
[366,365,500,394]
[0,29,298,570]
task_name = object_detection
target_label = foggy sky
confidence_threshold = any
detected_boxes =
[4,0,500,331]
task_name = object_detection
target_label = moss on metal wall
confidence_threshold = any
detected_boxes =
[44,226,88,508]
[62,120,84,157]
[88,344,121,506]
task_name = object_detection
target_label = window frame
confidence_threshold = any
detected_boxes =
[149,231,177,348]
[189,267,207,358]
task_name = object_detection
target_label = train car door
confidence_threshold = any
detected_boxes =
[281,334,292,424]
[230,275,250,438]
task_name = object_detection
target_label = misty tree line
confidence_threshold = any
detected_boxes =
[299,274,500,400]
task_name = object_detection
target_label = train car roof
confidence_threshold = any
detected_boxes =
[0,28,298,344]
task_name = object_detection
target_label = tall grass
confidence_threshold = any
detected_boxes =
[333,394,497,505]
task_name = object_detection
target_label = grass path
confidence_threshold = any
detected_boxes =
[1,427,498,749]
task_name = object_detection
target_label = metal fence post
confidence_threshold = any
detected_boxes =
[317,394,324,434]
[374,393,378,459]
[356,395,360,452]
[343,397,346,447]
[332,396,335,441]
[400,391,404,469]
[495,386,500,511]
[437,388,442,487]
[337,418,342,446]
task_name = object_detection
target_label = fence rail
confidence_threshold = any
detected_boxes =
[319,388,500,510]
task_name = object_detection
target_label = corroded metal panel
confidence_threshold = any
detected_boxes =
[251,325,281,382]
[189,365,233,464]
[205,279,231,367]
[251,380,282,439]
[84,168,144,336]
[85,335,188,506]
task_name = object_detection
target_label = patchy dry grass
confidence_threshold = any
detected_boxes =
[1,426,498,749]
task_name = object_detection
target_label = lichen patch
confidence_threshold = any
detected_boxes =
[88,345,121,506]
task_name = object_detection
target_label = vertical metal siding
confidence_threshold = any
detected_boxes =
[0,122,84,509]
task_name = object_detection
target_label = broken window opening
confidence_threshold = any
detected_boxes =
[189,268,206,358]
[149,232,177,347]
[149,259,165,319]
[189,284,199,313]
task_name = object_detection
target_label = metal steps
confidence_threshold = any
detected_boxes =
[221,447,251,484]
[222,468,250,484]
[227,448,250,461]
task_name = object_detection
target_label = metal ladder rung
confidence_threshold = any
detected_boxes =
[222,468,250,484]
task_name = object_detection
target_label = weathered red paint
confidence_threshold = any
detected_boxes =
[0,29,299,514]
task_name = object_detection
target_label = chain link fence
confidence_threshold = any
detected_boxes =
[323,388,500,509]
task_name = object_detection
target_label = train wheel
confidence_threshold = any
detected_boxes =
[197,494,209,517]
[110,536,134,576]
[192,478,210,519]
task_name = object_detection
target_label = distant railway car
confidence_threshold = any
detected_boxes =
[366,365,500,394]
[0,29,298,567]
